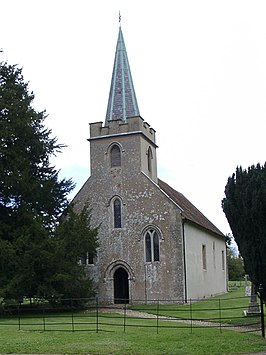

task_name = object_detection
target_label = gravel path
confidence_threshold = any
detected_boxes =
[100,307,262,334]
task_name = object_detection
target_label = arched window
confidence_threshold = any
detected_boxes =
[114,198,122,228]
[147,147,152,172]
[145,233,152,262]
[79,252,95,265]
[111,144,121,167]
[145,229,160,262]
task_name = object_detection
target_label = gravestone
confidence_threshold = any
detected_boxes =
[246,283,260,316]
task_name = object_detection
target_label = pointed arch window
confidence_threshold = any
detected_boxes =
[147,147,152,173]
[114,198,122,228]
[111,144,121,167]
[145,229,160,262]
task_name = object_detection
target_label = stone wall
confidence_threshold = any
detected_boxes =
[73,116,186,303]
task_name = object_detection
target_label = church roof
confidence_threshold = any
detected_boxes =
[158,179,224,237]
[105,26,140,125]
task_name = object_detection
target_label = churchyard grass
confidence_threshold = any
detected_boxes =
[131,283,262,326]
[0,314,266,355]
[1,285,265,354]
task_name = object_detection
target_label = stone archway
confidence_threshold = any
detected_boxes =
[113,267,129,304]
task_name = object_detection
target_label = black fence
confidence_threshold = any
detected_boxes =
[0,296,263,336]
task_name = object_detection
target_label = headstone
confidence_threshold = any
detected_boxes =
[245,285,251,297]
[246,283,260,316]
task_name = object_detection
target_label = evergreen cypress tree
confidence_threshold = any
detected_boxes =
[222,163,266,302]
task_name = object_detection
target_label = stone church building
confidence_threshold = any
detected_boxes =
[73,26,227,303]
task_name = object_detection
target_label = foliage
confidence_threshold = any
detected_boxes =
[224,233,232,247]
[0,63,71,226]
[227,248,245,281]
[0,62,98,302]
[47,204,99,301]
[222,163,266,302]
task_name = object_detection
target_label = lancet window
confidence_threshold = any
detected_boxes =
[114,198,122,228]
[110,144,121,167]
[145,228,160,262]
[147,146,152,173]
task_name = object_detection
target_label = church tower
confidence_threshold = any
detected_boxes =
[89,26,158,183]
[75,25,184,303]
[74,24,227,303]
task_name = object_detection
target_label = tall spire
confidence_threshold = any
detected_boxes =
[105,26,140,125]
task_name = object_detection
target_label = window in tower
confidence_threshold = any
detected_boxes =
[114,198,122,228]
[110,144,121,167]
[147,146,152,173]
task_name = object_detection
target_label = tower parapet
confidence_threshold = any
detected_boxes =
[89,115,157,146]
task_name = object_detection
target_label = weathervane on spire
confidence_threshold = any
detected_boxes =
[119,11,121,27]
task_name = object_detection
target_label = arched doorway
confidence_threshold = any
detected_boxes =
[114,267,129,304]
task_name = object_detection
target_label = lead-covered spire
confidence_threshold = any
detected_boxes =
[105,27,140,125]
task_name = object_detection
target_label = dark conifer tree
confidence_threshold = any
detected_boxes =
[222,163,266,302]
[0,62,98,301]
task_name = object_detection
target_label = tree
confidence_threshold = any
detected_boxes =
[45,204,99,301]
[225,234,245,281]
[222,163,266,302]
[0,62,98,301]
[227,248,245,281]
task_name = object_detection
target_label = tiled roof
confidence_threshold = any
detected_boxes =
[105,27,140,125]
[158,179,224,237]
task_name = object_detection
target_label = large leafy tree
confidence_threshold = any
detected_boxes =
[222,163,266,302]
[0,62,97,301]
[227,248,245,281]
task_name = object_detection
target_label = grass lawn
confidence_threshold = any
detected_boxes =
[0,285,265,355]
[0,317,266,355]
[131,285,263,326]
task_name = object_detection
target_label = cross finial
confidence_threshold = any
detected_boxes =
[119,11,121,27]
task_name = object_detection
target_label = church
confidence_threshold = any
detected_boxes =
[73,25,227,304]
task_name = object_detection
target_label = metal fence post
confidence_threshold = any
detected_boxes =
[96,297,99,333]
[43,308,46,332]
[189,298,193,334]
[219,298,222,333]
[123,300,127,333]
[156,299,159,334]
[17,303,21,331]
[71,298,74,332]
[259,285,265,338]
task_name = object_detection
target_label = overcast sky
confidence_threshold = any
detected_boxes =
[1,0,266,236]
